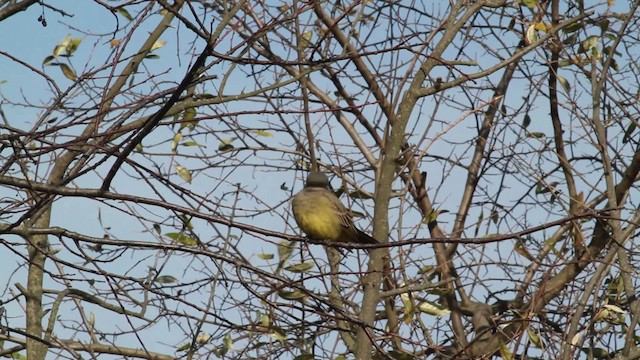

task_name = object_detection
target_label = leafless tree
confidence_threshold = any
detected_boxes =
[1,0,640,359]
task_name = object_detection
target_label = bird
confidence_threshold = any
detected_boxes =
[291,171,378,244]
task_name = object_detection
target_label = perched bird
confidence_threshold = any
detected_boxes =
[292,171,378,244]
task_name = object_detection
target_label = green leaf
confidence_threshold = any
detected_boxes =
[623,122,636,144]
[87,244,103,253]
[557,75,571,95]
[609,58,619,72]
[581,347,609,359]
[579,36,599,53]
[490,209,499,225]
[278,289,306,301]
[271,327,287,342]
[52,35,82,58]
[180,141,203,147]
[527,132,546,138]
[222,333,233,353]
[179,215,194,230]
[180,107,198,132]
[183,107,197,120]
[522,114,531,128]
[536,181,558,194]
[218,137,236,151]
[118,8,133,21]
[278,240,293,263]
[422,209,448,224]
[176,342,190,352]
[386,350,417,360]
[155,275,178,284]
[285,262,314,273]
[294,355,314,360]
[518,0,539,9]
[165,232,198,246]
[562,22,584,33]
[348,189,373,199]
[7,352,27,360]
[42,55,55,66]
[257,253,274,260]
[417,265,435,275]
[277,4,291,12]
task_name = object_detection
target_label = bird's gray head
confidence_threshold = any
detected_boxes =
[305,171,329,188]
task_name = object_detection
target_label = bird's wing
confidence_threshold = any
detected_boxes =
[325,192,356,231]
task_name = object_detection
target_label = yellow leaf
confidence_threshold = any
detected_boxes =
[580,36,599,53]
[278,240,293,263]
[196,332,211,344]
[519,0,539,9]
[260,313,270,327]
[109,39,121,48]
[299,31,313,48]
[151,40,166,52]
[499,339,514,360]
[417,300,450,317]
[400,292,414,324]
[53,34,72,57]
[557,75,571,95]
[526,24,538,45]
[527,327,544,348]
[514,240,534,261]
[527,132,546,138]
[603,304,627,314]
[171,132,183,152]
[253,130,273,137]
[533,22,549,31]
[53,34,82,57]
[271,327,287,342]
[277,4,290,12]
[175,165,192,183]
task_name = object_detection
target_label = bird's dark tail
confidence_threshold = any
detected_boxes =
[356,229,379,244]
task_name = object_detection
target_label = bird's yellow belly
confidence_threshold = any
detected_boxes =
[292,197,342,240]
